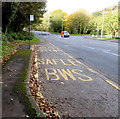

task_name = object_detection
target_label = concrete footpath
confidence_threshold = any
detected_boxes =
[2,44,37,118]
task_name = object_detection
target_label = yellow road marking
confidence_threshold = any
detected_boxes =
[60,59,71,65]
[57,69,76,80]
[40,43,119,90]
[45,68,60,80]
[72,69,93,81]
[46,59,54,65]
[105,80,120,90]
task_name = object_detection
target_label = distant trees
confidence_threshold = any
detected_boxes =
[89,5,118,37]
[64,9,91,34]
[104,8,118,38]
[49,9,67,32]
[34,13,51,31]
[2,2,46,33]
[32,4,119,38]
[50,9,67,32]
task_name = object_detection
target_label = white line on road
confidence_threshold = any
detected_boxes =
[82,45,119,57]
[82,45,95,50]
[102,50,119,57]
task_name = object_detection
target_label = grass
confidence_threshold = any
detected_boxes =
[13,36,40,45]
[70,33,91,36]
[1,36,40,61]
[51,32,91,36]
[50,32,60,34]
[94,37,120,40]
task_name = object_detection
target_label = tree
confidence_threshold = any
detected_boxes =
[50,9,67,32]
[104,8,118,38]
[65,9,91,34]
[88,5,118,37]
[35,13,51,31]
[2,2,46,33]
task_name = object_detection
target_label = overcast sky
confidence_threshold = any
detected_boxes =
[46,0,119,14]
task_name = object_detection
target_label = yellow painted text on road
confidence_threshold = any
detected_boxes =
[45,68,93,81]
[72,69,93,81]
[38,59,81,66]
[45,68,60,80]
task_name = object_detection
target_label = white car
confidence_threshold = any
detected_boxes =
[61,31,70,37]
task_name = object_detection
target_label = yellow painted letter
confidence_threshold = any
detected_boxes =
[45,68,60,80]
[57,69,76,80]
[72,69,93,81]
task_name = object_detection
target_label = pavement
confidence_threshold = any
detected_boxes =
[2,44,36,118]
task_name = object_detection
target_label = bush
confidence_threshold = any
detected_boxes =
[115,37,120,39]
[6,31,34,41]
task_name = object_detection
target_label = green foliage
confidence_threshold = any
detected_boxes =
[6,31,34,41]
[50,9,67,32]
[2,2,46,33]
[2,31,39,60]
[35,13,51,31]
[88,5,118,37]
[64,9,91,34]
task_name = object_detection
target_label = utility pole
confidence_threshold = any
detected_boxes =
[97,26,99,37]
[62,18,63,31]
[101,10,108,38]
[101,11,104,38]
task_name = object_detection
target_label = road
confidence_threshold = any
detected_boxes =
[35,31,118,84]
[33,31,119,118]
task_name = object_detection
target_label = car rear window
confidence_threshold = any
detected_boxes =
[64,31,68,33]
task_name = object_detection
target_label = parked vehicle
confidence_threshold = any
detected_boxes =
[61,31,70,37]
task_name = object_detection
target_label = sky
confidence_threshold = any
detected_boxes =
[46,0,119,14]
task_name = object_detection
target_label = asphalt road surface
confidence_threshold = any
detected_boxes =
[35,31,119,84]
[33,31,119,118]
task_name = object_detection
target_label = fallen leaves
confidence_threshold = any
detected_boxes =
[29,46,60,118]
[2,49,18,65]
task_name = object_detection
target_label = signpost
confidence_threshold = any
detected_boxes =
[30,15,34,21]
[29,15,34,49]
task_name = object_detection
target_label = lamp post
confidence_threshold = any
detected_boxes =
[97,26,99,37]
[62,19,63,31]
[101,11,105,38]
[101,10,108,38]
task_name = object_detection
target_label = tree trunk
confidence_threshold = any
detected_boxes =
[112,31,115,39]
[78,28,80,34]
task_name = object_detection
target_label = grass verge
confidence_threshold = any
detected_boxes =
[1,36,40,61]
[94,37,120,40]
[51,32,91,36]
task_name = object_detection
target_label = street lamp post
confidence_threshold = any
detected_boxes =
[62,18,64,31]
[97,26,99,37]
[101,10,108,38]
[101,11,104,38]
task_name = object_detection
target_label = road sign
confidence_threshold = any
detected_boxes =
[30,15,34,21]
